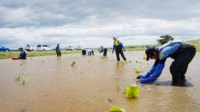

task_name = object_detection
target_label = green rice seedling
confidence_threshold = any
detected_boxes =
[143,55,147,60]
[71,61,76,66]
[125,84,140,98]
[20,63,23,66]
[134,69,141,75]
[110,106,126,112]
[15,74,21,81]
[116,82,120,92]
[129,60,132,63]
[22,72,29,75]
[72,61,76,64]
[22,79,26,85]
[88,60,90,62]
[139,65,142,68]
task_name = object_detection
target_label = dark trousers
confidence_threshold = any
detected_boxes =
[91,50,94,55]
[103,48,107,56]
[115,46,126,61]
[56,51,61,57]
[169,43,196,83]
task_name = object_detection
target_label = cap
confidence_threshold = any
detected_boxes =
[145,46,156,61]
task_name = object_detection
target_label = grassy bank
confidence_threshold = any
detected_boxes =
[187,39,200,52]
[0,50,82,59]
[125,44,159,51]
[0,39,199,59]
[125,39,200,52]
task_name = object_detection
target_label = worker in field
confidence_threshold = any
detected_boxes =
[112,37,126,61]
[99,46,107,56]
[82,49,86,55]
[137,40,196,86]
[18,47,28,59]
[56,44,61,57]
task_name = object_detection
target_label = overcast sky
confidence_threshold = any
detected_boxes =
[0,0,200,49]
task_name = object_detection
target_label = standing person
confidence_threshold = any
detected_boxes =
[56,44,61,57]
[18,47,27,59]
[112,37,126,61]
[99,46,107,56]
[137,41,196,85]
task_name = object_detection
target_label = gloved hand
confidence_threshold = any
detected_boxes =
[124,49,126,51]
[136,75,143,79]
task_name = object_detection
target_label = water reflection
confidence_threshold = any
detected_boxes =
[155,80,194,87]
[167,87,191,111]
[0,52,200,112]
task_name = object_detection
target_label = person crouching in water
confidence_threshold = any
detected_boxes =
[18,47,28,59]
[137,40,196,86]
[99,46,107,56]
[82,49,86,55]
[87,49,94,56]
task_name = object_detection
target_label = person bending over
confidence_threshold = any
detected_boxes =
[99,46,107,56]
[137,40,196,85]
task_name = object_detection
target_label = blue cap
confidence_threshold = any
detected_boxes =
[145,46,156,61]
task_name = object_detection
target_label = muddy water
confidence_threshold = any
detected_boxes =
[0,51,200,112]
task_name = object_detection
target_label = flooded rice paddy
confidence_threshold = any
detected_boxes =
[0,51,200,112]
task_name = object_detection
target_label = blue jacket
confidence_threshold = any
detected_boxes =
[140,42,181,83]
[112,42,125,53]
[99,49,105,53]
[18,51,27,59]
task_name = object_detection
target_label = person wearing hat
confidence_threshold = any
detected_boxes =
[99,46,107,56]
[18,47,28,59]
[137,40,196,85]
[112,37,126,61]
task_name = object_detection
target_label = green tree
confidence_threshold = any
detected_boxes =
[157,35,174,45]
